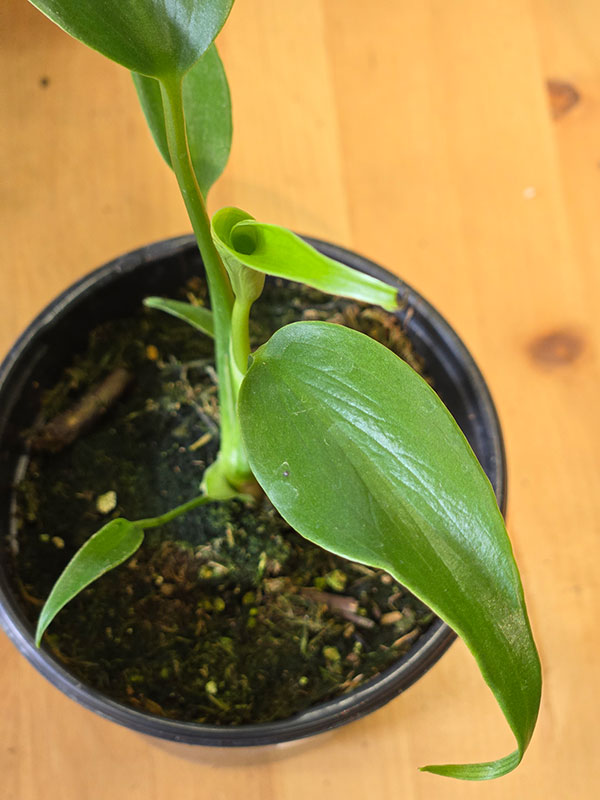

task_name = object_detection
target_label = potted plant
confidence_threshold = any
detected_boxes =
[0,0,540,780]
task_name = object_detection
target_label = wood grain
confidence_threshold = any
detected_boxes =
[1,0,599,797]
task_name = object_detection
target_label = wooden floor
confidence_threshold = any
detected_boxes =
[1,1,599,797]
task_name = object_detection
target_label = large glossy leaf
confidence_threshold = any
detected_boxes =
[133,44,232,196]
[35,519,144,646]
[212,207,400,310]
[238,321,541,780]
[27,1,234,78]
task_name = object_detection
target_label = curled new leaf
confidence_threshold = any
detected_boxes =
[27,0,234,79]
[212,207,400,310]
[133,44,232,197]
[35,519,144,646]
[238,321,541,780]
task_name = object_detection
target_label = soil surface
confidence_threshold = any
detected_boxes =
[10,277,436,724]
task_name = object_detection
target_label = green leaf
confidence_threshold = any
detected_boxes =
[212,207,400,311]
[143,297,214,338]
[35,519,144,646]
[133,44,232,197]
[27,1,234,79]
[238,321,541,780]
[132,73,169,160]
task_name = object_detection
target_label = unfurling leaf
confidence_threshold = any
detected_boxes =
[133,45,232,197]
[238,321,541,780]
[212,207,400,310]
[35,519,144,646]
[144,297,215,338]
[27,0,234,79]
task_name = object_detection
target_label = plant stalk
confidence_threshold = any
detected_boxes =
[159,75,253,488]
[136,495,212,529]
[231,296,252,377]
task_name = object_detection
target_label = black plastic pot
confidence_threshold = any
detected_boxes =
[0,235,506,747]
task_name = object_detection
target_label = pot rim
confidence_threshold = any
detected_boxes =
[0,234,506,747]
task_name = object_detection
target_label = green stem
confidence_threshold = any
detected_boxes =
[136,495,213,529]
[158,75,252,488]
[231,296,252,377]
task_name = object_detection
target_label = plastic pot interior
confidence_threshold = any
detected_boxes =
[0,235,506,747]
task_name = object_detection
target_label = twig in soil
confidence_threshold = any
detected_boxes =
[392,629,420,649]
[28,367,132,453]
[189,432,213,451]
[300,588,376,630]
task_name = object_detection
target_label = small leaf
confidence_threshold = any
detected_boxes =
[132,73,168,161]
[212,207,400,310]
[27,0,234,79]
[238,321,541,779]
[133,44,232,196]
[144,297,214,338]
[36,519,144,645]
